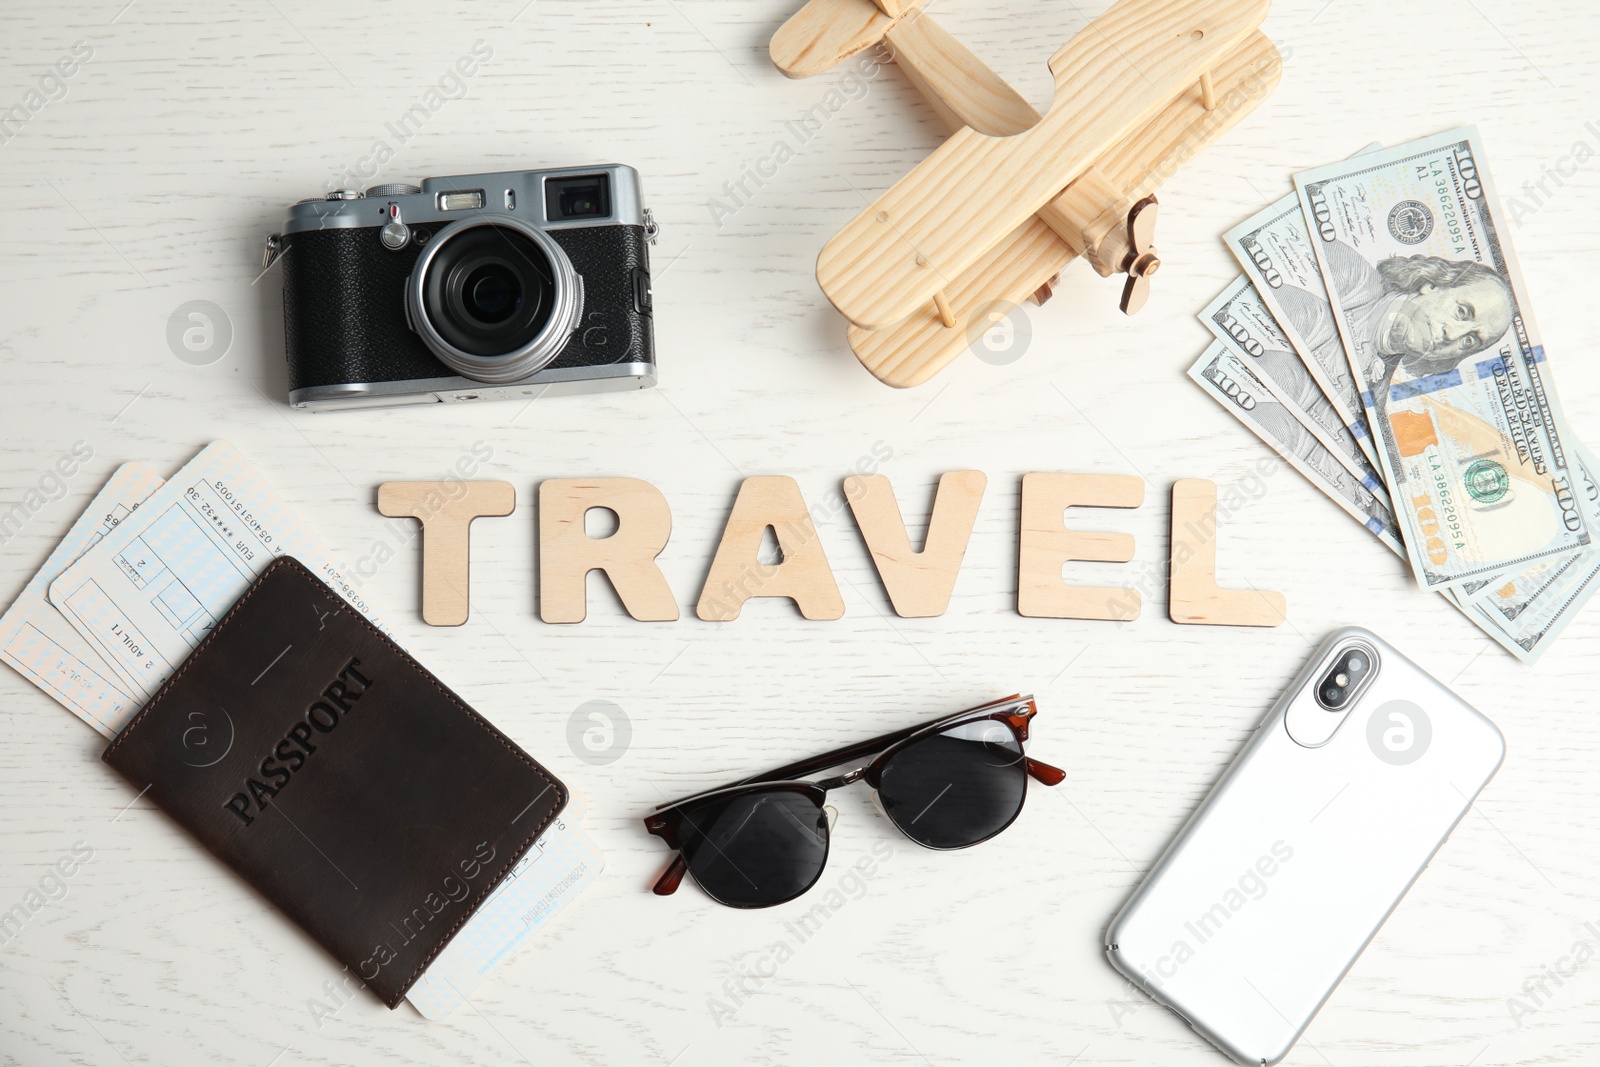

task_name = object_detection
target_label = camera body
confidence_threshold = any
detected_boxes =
[272,165,656,412]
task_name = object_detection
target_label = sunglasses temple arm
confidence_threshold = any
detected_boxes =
[652,854,688,896]
[1026,757,1066,786]
[735,695,1035,788]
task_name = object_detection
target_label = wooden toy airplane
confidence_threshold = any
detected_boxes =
[770,0,1281,388]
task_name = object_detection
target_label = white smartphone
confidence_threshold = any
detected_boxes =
[1105,627,1505,1065]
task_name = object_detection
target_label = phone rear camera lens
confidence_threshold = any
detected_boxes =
[1316,647,1375,710]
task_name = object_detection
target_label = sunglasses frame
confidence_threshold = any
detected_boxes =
[644,695,1064,906]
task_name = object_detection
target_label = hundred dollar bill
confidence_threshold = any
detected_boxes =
[1453,442,1600,602]
[1225,185,1380,469]
[1457,447,1600,663]
[1462,556,1600,664]
[1189,340,1595,662]
[1295,126,1593,591]
[1189,342,1404,557]
[1200,275,1390,503]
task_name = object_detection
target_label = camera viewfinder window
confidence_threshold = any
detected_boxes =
[546,174,611,221]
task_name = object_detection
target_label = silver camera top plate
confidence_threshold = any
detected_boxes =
[278,164,645,236]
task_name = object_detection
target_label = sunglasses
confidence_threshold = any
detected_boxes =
[644,695,1064,908]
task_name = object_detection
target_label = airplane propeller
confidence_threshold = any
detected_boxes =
[1119,195,1161,315]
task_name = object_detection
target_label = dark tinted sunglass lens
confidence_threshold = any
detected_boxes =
[677,788,829,908]
[878,720,1026,849]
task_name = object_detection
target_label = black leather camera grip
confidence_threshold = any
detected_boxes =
[281,223,653,391]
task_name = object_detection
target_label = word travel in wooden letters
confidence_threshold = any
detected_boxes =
[375,473,1283,629]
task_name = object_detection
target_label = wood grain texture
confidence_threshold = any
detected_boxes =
[377,480,516,626]
[845,470,986,617]
[539,477,679,623]
[770,0,898,78]
[1169,477,1287,626]
[1045,165,1131,274]
[2,2,1599,1065]
[846,29,1283,386]
[1018,472,1146,621]
[884,9,1040,137]
[696,475,847,621]
[818,0,1272,329]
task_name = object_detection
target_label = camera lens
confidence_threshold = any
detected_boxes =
[1347,652,1367,673]
[463,263,520,324]
[431,229,549,350]
[408,217,583,385]
[1321,685,1343,706]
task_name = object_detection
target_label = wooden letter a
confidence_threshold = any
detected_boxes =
[697,476,845,622]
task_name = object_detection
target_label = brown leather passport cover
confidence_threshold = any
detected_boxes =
[103,556,568,1008]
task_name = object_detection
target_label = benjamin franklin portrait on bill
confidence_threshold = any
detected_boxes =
[1277,240,1514,411]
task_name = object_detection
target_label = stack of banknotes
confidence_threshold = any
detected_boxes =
[1190,127,1599,664]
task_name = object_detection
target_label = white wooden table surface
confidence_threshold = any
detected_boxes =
[2,1,1598,1064]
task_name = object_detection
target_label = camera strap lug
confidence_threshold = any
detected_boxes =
[643,207,659,245]
[262,234,283,270]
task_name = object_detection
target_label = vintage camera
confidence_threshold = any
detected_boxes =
[268,166,657,411]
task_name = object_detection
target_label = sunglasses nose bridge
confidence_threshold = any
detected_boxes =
[814,764,870,791]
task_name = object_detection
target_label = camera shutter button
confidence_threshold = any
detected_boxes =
[380,203,410,251]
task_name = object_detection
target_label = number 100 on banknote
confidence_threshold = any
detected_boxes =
[1293,126,1592,591]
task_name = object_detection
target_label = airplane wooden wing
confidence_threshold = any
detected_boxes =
[768,0,1281,388]
[770,0,899,80]
[851,29,1282,387]
[774,0,1038,137]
